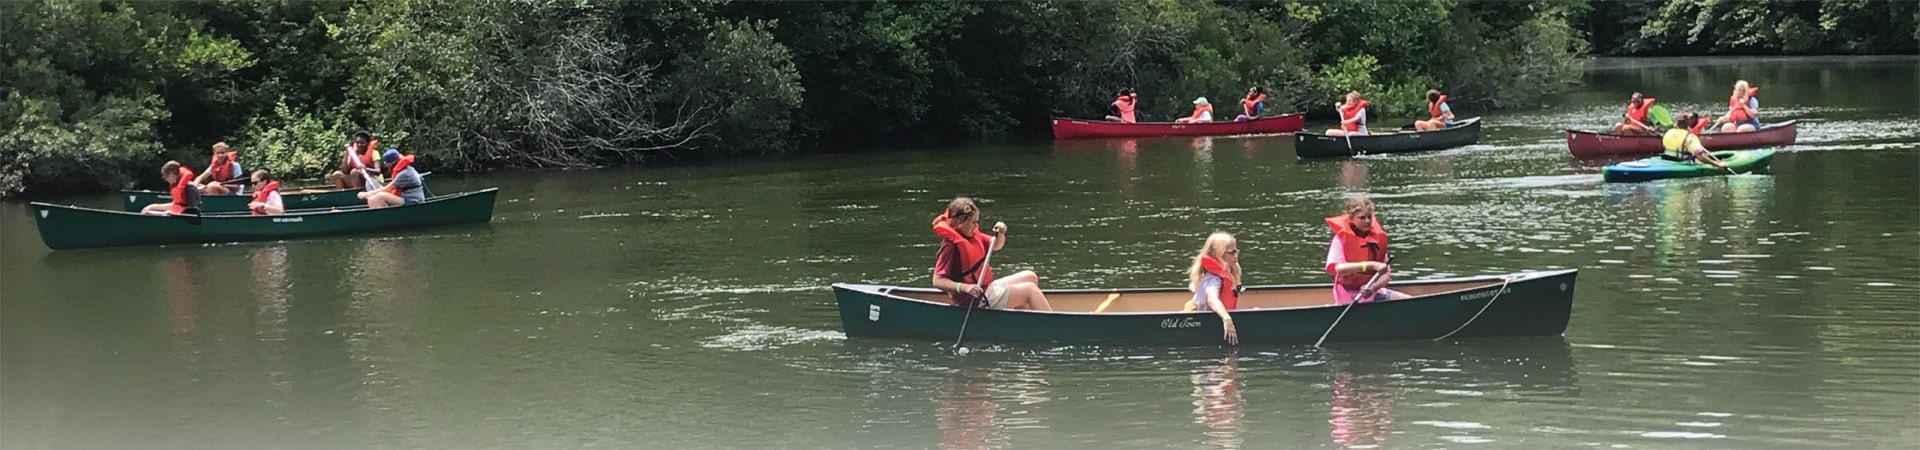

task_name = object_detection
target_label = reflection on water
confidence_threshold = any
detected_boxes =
[938,367,1002,450]
[1327,370,1393,449]
[1191,352,1243,449]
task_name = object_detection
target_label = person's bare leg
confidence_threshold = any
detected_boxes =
[1325,129,1346,136]
[1005,283,1052,311]
[1736,124,1757,133]
[1000,270,1039,286]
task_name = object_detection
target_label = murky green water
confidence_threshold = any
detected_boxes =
[4,56,1917,448]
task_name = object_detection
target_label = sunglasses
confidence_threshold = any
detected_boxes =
[1225,249,1239,256]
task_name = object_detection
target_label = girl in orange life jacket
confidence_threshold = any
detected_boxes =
[1612,92,1660,136]
[1324,91,1368,136]
[1186,232,1243,345]
[1237,87,1266,121]
[931,197,1054,311]
[1414,89,1456,131]
[1711,80,1761,133]
[329,130,382,191]
[247,169,285,216]
[193,142,237,195]
[140,161,202,215]
[1176,97,1214,124]
[1324,196,1411,305]
[1105,88,1139,123]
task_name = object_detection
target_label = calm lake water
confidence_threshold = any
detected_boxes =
[3,56,1917,448]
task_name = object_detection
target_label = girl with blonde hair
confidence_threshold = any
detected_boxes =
[1188,231,1243,344]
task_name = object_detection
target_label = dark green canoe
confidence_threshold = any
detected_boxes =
[33,188,497,250]
[119,173,429,212]
[1601,149,1775,183]
[834,269,1576,344]
[1294,117,1482,158]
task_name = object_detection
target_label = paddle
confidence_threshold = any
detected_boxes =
[1647,104,1674,129]
[953,236,995,355]
[1315,255,1391,347]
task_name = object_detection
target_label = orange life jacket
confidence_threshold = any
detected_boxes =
[1199,255,1238,310]
[1325,214,1388,288]
[1340,99,1368,132]
[1687,115,1710,135]
[1113,94,1138,123]
[1186,103,1213,122]
[1242,93,1266,115]
[1727,87,1758,122]
[206,153,233,182]
[169,166,197,213]
[1626,97,1656,123]
[1428,95,1448,120]
[932,211,994,286]
[377,155,416,196]
[345,139,380,169]
[249,181,280,215]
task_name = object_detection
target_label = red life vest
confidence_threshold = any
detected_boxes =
[1687,115,1710,135]
[932,211,994,286]
[168,166,196,213]
[1186,103,1213,122]
[1727,88,1758,122]
[345,139,381,169]
[377,155,416,196]
[1199,255,1239,310]
[1325,214,1388,288]
[1340,99,1368,132]
[1428,95,1448,120]
[1242,93,1266,114]
[206,153,233,182]
[1113,94,1138,123]
[249,181,280,215]
[1626,97,1656,123]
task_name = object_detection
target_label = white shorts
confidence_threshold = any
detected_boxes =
[983,280,1012,309]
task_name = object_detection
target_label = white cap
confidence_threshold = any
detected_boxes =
[1193,97,1209,105]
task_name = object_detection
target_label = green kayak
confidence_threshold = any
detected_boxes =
[1601,149,1775,183]
[33,188,497,250]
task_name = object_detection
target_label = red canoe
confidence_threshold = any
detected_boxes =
[1051,114,1304,140]
[1565,120,1797,158]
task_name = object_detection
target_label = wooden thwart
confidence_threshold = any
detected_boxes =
[1092,292,1121,313]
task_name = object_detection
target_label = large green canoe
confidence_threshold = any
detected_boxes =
[33,188,497,250]
[1601,149,1775,183]
[834,269,1576,344]
[119,173,429,212]
[1294,117,1482,158]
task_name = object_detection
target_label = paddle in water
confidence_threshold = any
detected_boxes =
[1316,255,1391,347]
[953,236,994,355]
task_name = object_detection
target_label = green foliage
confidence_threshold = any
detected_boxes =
[1625,0,1916,55]
[666,20,805,156]
[234,99,348,180]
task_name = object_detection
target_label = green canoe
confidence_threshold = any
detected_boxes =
[1294,117,1482,158]
[119,173,429,212]
[1601,149,1775,183]
[33,188,497,250]
[834,269,1576,344]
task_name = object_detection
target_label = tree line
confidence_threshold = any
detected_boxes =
[3,0,1913,197]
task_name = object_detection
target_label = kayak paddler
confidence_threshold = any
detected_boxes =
[1660,111,1730,168]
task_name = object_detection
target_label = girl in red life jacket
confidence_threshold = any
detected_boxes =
[1324,91,1368,136]
[1711,80,1761,133]
[247,169,285,215]
[140,161,201,215]
[193,142,236,196]
[1105,88,1139,123]
[931,197,1053,311]
[1237,86,1266,121]
[1324,197,1411,305]
[1185,231,1243,345]
[1612,92,1660,136]
[1414,89,1455,131]
[1175,97,1214,124]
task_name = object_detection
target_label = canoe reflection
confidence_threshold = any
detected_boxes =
[1329,371,1393,448]
[938,366,1005,450]
[1192,352,1243,448]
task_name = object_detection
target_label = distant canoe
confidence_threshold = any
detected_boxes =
[119,173,431,212]
[1566,120,1796,159]
[1601,149,1775,183]
[834,269,1576,344]
[1051,114,1304,140]
[33,188,497,250]
[1294,117,1482,158]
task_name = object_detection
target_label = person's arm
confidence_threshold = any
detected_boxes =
[1442,103,1455,121]
[931,244,984,298]
[990,222,1007,250]
[932,272,982,298]
[1203,278,1237,344]
[1337,260,1386,276]
[1693,140,1728,168]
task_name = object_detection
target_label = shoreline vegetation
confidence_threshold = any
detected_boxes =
[5,0,1915,199]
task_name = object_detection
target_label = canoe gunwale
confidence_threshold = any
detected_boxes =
[1292,117,1483,158]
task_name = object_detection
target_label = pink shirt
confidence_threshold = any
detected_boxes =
[1325,235,1392,305]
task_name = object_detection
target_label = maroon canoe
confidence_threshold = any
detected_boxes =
[1566,120,1797,158]
[1052,114,1304,140]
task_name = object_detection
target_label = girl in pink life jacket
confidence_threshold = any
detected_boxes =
[1185,231,1243,345]
[931,197,1053,311]
[1324,91,1368,136]
[1325,196,1411,305]
[1105,88,1139,123]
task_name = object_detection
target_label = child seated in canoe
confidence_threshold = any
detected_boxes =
[1236,87,1266,121]
[931,197,1053,311]
[1186,231,1242,345]
[1175,97,1214,124]
[359,149,425,208]
[1660,111,1730,168]
[140,161,201,215]
[1710,80,1761,133]
[1324,91,1368,136]
[330,130,382,191]
[1325,196,1409,305]
[1414,90,1454,131]
[1104,88,1138,123]
[247,170,284,216]
[192,142,242,195]
[1612,92,1659,136]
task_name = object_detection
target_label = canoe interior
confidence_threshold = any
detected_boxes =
[888,279,1504,313]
